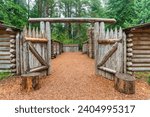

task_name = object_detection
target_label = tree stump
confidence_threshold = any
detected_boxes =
[114,73,135,94]
[21,72,41,92]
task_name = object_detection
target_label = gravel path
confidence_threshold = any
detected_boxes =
[0,52,150,100]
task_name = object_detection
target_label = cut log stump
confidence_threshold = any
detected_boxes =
[21,72,41,92]
[114,73,135,94]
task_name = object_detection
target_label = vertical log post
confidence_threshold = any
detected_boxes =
[46,22,51,75]
[94,22,100,75]
[16,32,21,75]
[21,72,41,92]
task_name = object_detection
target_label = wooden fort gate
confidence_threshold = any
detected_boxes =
[18,18,136,93]
[94,22,126,80]
[18,22,51,75]
[24,18,116,76]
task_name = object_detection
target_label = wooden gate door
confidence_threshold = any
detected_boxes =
[94,22,126,80]
[19,22,51,75]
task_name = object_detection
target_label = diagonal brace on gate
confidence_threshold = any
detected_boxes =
[97,42,118,68]
[28,42,48,67]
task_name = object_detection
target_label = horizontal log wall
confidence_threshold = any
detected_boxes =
[0,32,17,73]
[63,44,79,52]
[126,29,150,72]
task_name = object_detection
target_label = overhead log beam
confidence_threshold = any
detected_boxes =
[29,18,116,24]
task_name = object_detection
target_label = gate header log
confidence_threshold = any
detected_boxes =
[28,18,116,24]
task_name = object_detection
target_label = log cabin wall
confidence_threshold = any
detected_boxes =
[0,22,21,74]
[124,23,150,74]
[63,44,79,52]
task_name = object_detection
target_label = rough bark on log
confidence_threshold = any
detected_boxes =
[114,73,135,94]
[29,18,116,23]
[21,72,41,92]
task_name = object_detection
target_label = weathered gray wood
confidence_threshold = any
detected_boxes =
[46,22,51,75]
[98,66,116,74]
[10,64,16,69]
[127,43,133,47]
[28,42,48,67]
[10,58,16,63]
[21,72,41,92]
[10,39,15,44]
[10,49,16,55]
[28,25,32,37]
[30,66,48,72]
[29,18,116,23]
[131,64,150,67]
[127,38,132,42]
[133,54,150,58]
[97,42,118,67]
[127,67,150,71]
[16,33,21,75]
[123,32,127,73]
[133,50,150,54]
[40,21,45,37]
[23,42,30,73]
[20,32,24,74]
[127,62,132,66]
[127,48,133,52]
[115,73,135,94]
[99,22,106,77]
[0,38,10,42]
[94,22,99,75]
[132,59,150,63]
[127,53,133,57]
[133,45,150,50]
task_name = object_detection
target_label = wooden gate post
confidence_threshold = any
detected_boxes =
[46,22,51,75]
[94,22,100,75]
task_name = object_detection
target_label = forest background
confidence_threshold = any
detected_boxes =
[0,0,149,44]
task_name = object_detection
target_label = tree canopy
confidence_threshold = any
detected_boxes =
[0,0,149,44]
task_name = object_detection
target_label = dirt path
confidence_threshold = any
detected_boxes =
[0,52,150,100]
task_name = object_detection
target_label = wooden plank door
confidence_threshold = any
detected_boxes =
[19,22,51,75]
[94,22,126,80]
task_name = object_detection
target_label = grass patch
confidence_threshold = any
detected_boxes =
[147,76,150,85]
[0,72,11,80]
[135,72,150,85]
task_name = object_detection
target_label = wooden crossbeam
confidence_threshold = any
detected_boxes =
[28,42,48,67]
[30,66,48,72]
[98,66,116,74]
[29,18,116,23]
[97,39,121,44]
[97,42,118,67]
[25,37,48,43]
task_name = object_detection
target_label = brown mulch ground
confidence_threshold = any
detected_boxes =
[0,52,150,100]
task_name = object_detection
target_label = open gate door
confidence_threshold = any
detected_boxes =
[94,22,126,80]
[19,22,51,75]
